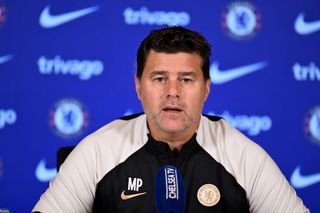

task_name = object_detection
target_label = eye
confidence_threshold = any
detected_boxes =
[153,76,166,83]
[180,78,193,84]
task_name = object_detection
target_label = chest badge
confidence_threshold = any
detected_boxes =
[197,184,220,207]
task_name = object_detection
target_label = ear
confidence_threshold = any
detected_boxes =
[134,75,141,100]
[204,79,211,101]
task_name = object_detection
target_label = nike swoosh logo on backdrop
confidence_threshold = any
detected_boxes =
[210,61,268,84]
[35,159,57,182]
[290,166,320,189]
[295,13,320,35]
[0,54,14,65]
[124,109,133,116]
[120,191,147,200]
[39,5,100,28]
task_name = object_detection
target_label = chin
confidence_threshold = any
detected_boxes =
[159,121,189,134]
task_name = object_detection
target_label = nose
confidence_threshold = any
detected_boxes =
[166,80,180,98]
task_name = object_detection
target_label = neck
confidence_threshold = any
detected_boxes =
[149,127,197,152]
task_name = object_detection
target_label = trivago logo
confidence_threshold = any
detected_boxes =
[293,62,320,81]
[0,109,17,129]
[123,7,190,26]
[37,55,104,80]
[207,111,272,136]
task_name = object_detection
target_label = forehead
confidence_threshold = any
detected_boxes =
[143,50,203,75]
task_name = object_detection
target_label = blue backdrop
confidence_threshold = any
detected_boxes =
[1,0,319,212]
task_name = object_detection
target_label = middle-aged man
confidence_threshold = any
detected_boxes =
[33,26,309,212]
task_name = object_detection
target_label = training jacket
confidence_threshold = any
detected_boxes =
[33,113,309,213]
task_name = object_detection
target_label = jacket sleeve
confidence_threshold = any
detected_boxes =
[241,142,310,213]
[32,137,98,213]
[215,119,310,213]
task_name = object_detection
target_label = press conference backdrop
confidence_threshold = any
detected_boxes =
[0,0,319,212]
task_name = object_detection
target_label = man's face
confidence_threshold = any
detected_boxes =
[135,50,210,138]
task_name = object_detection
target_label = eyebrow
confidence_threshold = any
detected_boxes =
[149,70,196,77]
[178,71,196,77]
[149,71,168,77]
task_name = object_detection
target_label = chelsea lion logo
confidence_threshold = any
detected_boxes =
[221,1,261,40]
[49,98,89,139]
[304,106,320,145]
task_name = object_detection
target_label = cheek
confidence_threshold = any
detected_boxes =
[140,89,160,111]
[142,85,164,100]
[186,90,207,109]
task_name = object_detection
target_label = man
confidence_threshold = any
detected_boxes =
[33,26,309,212]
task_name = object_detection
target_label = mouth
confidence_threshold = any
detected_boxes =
[162,106,183,113]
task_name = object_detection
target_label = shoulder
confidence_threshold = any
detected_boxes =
[197,114,255,152]
[70,113,149,181]
[197,114,269,186]
[84,113,147,146]
[198,114,264,154]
